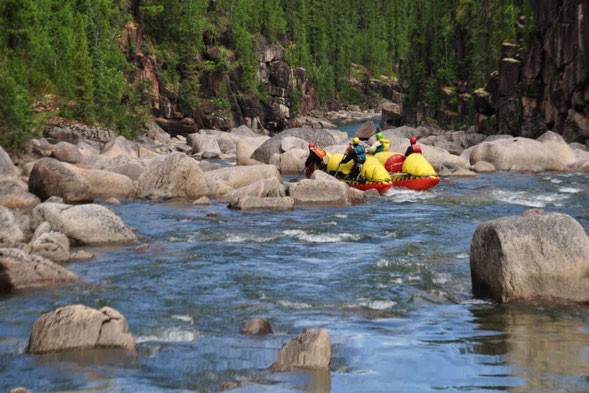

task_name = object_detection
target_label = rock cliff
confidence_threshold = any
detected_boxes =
[474,0,588,144]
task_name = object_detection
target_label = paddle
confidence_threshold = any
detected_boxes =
[289,165,309,182]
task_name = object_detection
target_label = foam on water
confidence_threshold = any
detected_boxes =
[559,187,583,194]
[356,299,397,310]
[432,272,452,285]
[277,300,312,309]
[136,327,202,343]
[456,252,469,259]
[282,229,361,243]
[170,314,193,323]
[384,188,437,203]
[491,189,567,208]
[223,233,280,243]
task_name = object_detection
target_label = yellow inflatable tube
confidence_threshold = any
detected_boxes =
[402,154,437,177]
[326,153,391,183]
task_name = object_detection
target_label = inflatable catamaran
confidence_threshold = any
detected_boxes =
[306,150,440,193]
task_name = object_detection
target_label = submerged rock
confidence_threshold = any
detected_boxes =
[241,317,273,335]
[271,328,331,372]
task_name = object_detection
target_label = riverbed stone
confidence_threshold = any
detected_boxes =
[241,317,273,335]
[27,305,135,354]
[66,165,136,199]
[280,148,308,174]
[31,202,137,246]
[0,248,78,293]
[187,133,222,158]
[28,158,93,203]
[222,177,286,203]
[470,212,589,304]
[236,136,268,166]
[228,196,294,211]
[271,328,331,372]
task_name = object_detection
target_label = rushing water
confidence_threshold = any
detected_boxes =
[1,161,588,392]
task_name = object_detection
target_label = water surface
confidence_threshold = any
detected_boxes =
[0,171,588,393]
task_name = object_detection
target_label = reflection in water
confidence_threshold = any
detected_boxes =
[471,305,589,393]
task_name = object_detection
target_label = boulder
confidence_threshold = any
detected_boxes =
[251,129,339,164]
[50,141,83,164]
[0,206,25,247]
[0,248,78,293]
[236,136,267,166]
[28,158,93,203]
[101,136,138,159]
[137,153,207,199]
[271,329,331,372]
[472,161,497,173]
[287,179,361,206]
[31,202,137,246]
[0,145,18,179]
[470,212,589,304]
[280,148,308,174]
[29,231,70,264]
[103,156,149,180]
[241,317,273,335]
[187,133,222,158]
[222,177,286,203]
[380,102,403,129]
[66,165,135,199]
[214,132,238,154]
[0,179,41,211]
[228,196,294,211]
[143,121,171,144]
[27,305,135,354]
[469,134,577,171]
[281,136,307,151]
[204,165,282,197]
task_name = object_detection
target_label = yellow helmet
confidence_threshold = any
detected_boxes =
[353,137,360,145]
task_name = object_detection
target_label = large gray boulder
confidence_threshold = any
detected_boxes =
[29,158,93,203]
[222,177,286,203]
[236,136,268,166]
[470,133,577,171]
[251,128,339,164]
[470,212,589,304]
[136,153,207,199]
[271,329,331,372]
[101,136,138,159]
[32,202,137,246]
[27,305,135,354]
[0,248,78,293]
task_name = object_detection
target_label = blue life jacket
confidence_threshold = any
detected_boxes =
[354,144,366,163]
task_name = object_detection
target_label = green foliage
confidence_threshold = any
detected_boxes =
[0,0,536,145]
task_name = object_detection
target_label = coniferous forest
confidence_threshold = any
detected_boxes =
[0,0,534,148]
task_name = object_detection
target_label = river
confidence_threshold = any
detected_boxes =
[0,129,588,392]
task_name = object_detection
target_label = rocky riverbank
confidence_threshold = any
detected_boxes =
[1,118,588,393]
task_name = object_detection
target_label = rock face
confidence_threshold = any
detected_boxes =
[32,203,137,246]
[271,329,331,372]
[0,248,78,293]
[474,2,589,144]
[27,305,135,354]
[470,212,589,304]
